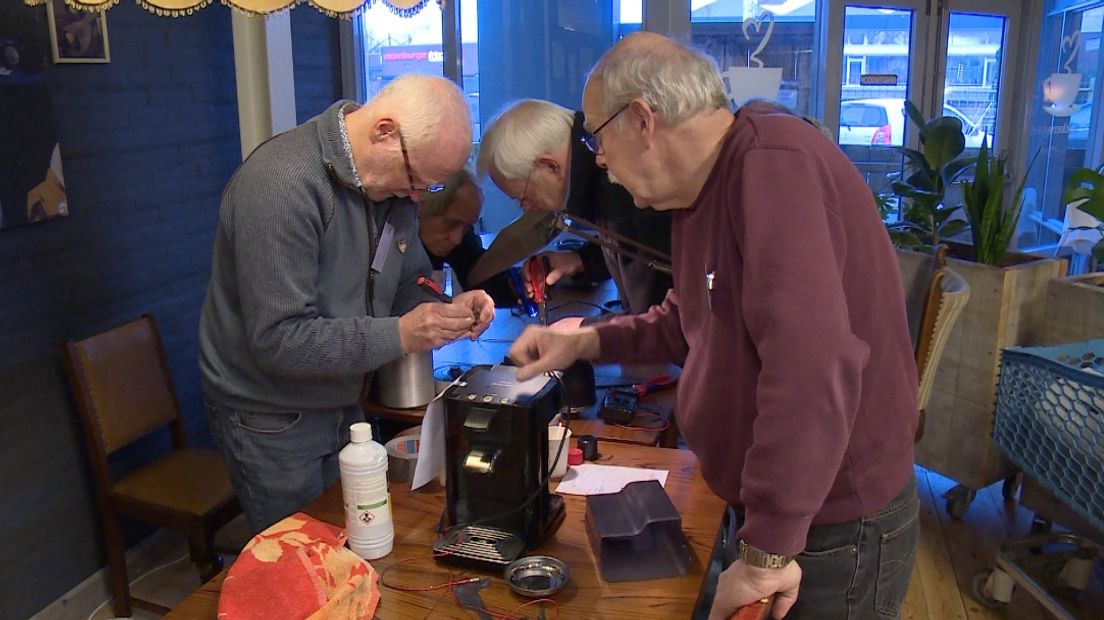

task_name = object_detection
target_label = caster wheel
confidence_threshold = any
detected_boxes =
[1001,475,1021,502]
[944,486,976,519]
[971,571,1010,609]
[1042,560,1083,598]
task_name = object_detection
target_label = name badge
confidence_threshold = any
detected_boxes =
[371,220,396,273]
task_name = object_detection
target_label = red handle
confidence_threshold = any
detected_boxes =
[527,257,547,304]
[728,597,772,620]
[416,275,447,300]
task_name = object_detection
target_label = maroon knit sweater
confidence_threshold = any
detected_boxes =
[594,104,918,556]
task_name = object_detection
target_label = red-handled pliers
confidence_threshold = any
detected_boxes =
[527,256,550,325]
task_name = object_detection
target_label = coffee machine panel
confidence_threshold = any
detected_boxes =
[437,365,566,568]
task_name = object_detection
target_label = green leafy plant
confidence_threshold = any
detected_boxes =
[1061,164,1104,264]
[889,101,972,248]
[959,140,1039,266]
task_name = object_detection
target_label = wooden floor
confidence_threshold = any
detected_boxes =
[72,466,1104,619]
[906,466,1103,619]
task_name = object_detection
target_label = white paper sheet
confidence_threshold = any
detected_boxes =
[553,464,669,496]
[411,398,446,490]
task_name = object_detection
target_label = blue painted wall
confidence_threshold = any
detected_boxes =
[0,3,341,617]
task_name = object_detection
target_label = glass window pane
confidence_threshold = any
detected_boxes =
[837,5,913,216]
[941,13,1006,154]
[360,2,445,99]
[1021,1,1104,250]
[691,0,820,116]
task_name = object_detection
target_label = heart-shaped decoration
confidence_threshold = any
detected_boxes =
[741,11,776,69]
[1061,31,1081,74]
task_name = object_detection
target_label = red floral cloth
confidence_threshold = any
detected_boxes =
[218,513,380,620]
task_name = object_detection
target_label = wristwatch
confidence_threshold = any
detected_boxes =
[738,540,794,569]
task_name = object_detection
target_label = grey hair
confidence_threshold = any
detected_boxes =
[476,99,574,181]
[373,74,471,149]
[587,33,727,128]
[419,166,481,217]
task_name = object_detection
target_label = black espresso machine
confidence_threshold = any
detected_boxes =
[434,364,566,570]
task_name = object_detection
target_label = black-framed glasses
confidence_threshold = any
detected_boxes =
[398,129,446,194]
[517,166,534,208]
[580,103,630,155]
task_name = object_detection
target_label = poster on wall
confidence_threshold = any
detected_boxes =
[0,2,68,229]
[47,0,111,64]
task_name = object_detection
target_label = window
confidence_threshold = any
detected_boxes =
[691,0,821,115]
[1021,1,1104,251]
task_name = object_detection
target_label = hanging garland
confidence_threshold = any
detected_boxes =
[22,0,443,19]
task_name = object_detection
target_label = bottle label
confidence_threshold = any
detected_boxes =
[346,492,392,531]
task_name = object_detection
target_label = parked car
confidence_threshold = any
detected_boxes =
[838,98,989,148]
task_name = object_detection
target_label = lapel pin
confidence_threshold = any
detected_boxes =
[397,239,407,254]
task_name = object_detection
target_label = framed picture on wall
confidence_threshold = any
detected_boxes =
[46,0,110,64]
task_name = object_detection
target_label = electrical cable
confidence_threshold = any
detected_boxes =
[85,552,191,620]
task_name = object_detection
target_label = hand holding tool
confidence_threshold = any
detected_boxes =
[417,276,482,329]
[728,596,773,620]
[505,266,540,319]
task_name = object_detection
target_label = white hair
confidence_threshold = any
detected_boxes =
[476,99,574,181]
[587,32,727,128]
[373,74,471,149]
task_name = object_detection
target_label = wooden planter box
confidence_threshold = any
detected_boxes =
[898,245,1067,492]
[1043,273,1104,346]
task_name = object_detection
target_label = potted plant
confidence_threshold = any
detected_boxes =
[1044,164,1104,346]
[892,103,1068,518]
[888,101,972,248]
[959,140,1039,266]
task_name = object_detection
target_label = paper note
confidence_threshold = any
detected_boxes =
[411,398,446,490]
[553,464,669,496]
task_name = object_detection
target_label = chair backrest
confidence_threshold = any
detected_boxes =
[62,315,184,463]
[915,266,971,412]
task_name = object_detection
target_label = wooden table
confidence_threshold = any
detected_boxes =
[166,442,725,619]
[364,281,682,447]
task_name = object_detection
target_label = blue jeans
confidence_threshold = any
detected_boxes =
[204,397,364,534]
[695,476,919,619]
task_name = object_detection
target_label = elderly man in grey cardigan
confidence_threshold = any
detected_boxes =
[198,75,494,533]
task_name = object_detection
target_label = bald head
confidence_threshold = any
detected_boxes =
[585,32,727,128]
[346,75,473,202]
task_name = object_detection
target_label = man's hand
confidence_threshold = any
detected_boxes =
[708,560,801,620]
[398,302,480,354]
[453,290,495,339]
[523,251,584,294]
[508,325,600,381]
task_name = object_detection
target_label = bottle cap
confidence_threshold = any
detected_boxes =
[567,447,584,466]
[350,422,373,443]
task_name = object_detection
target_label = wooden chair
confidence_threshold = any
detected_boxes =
[913,246,971,443]
[62,315,240,617]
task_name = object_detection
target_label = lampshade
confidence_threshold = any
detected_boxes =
[23,0,440,18]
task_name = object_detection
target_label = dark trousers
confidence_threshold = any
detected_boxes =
[694,476,919,619]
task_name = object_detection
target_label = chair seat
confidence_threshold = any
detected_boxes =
[112,448,235,518]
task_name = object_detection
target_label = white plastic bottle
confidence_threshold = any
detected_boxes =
[339,422,394,560]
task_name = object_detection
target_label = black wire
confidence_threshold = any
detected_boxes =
[548,300,609,313]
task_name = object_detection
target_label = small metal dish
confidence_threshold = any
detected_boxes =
[503,555,570,598]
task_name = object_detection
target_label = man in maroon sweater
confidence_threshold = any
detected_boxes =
[510,33,920,619]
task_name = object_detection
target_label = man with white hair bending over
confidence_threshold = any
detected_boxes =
[199,75,495,533]
[478,98,673,317]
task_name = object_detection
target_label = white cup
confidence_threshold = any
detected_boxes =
[1043,72,1081,109]
[547,426,572,480]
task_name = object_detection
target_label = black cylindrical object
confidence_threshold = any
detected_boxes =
[577,434,599,461]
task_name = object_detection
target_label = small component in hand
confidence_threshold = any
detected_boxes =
[598,388,638,425]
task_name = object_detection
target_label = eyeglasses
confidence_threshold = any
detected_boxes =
[517,167,534,208]
[398,129,445,194]
[580,103,630,155]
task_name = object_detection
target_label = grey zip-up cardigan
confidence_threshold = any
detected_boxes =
[199,101,436,412]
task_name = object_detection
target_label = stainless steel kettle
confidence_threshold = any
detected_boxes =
[371,350,435,409]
